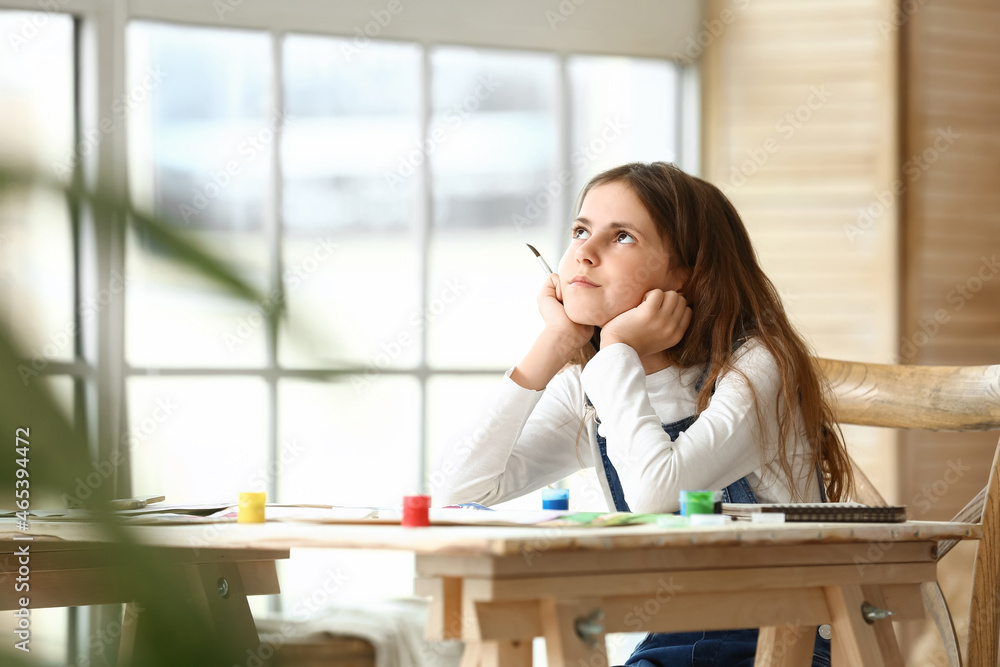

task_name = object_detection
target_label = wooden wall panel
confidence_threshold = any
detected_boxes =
[702,0,901,502]
[900,0,1000,660]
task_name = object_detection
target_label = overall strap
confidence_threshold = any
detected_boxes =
[586,336,763,513]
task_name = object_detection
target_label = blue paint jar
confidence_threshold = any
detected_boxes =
[542,488,569,510]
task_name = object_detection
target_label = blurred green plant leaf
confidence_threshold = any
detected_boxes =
[0,164,287,666]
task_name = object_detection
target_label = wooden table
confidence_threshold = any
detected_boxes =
[0,518,981,667]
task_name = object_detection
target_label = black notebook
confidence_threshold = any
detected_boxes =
[722,502,907,523]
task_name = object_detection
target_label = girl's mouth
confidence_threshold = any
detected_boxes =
[570,275,599,287]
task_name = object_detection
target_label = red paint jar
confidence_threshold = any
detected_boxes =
[402,495,431,527]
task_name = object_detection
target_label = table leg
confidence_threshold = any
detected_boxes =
[824,585,887,667]
[421,576,464,640]
[186,560,263,662]
[117,561,262,665]
[860,585,906,667]
[116,602,148,667]
[754,625,818,666]
[540,598,608,667]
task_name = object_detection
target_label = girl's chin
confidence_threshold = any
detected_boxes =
[563,306,611,328]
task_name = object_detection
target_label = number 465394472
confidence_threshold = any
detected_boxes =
[15,427,29,510]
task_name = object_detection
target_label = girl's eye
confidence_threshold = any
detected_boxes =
[616,232,636,244]
[571,226,590,240]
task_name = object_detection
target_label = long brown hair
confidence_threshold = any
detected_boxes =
[567,162,854,502]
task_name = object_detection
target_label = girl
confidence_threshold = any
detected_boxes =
[434,161,853,665]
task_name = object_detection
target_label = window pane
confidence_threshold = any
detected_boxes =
[568,56,679,195]
[0,11,74,363]
[278,376,420,507]
[427,47,559,368]
[126,22,272,367]
[280,36,420,368]
[430,46,559,230]
[127,377,269,503]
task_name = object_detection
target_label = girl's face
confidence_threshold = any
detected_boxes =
[558,180,684,327]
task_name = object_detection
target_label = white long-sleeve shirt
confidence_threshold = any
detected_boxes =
[432,339,824,513]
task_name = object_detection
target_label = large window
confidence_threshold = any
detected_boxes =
[1,2,693,661]
[122,23,685,611]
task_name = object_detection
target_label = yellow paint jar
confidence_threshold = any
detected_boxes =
[238,492,266,523]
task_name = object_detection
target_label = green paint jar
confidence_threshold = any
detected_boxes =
[679,490,716,516]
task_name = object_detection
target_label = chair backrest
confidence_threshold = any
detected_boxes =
[814,358,1000,667]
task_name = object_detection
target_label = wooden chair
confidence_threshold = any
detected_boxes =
[816,358,1000,667]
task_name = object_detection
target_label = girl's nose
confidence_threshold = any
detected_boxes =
[574,237,598,265]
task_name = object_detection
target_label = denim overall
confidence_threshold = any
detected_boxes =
[585,352,832,667]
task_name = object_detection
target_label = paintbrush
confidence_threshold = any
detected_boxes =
[526,244,600,352]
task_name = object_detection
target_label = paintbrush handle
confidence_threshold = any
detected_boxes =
[535,255,554,275]
[526,243,600,353]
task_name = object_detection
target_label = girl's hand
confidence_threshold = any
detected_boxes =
[537,273,594,353]
[600,289,692,356]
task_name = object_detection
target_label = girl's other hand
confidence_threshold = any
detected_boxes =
[511,275,593,391]
[538,273,594,353]
[600,289,692,356]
